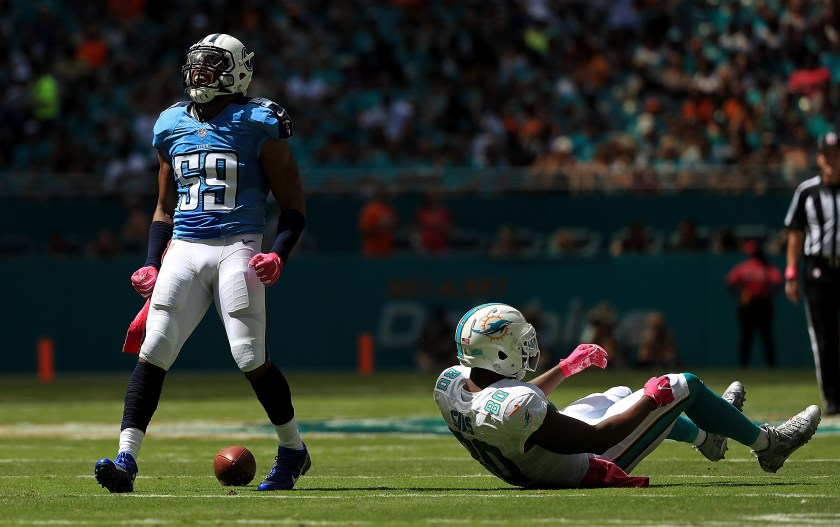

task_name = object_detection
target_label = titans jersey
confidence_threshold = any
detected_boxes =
[152,97,293,240]
[434,366,590,488]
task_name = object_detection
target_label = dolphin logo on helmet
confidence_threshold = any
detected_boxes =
[455,303,540,380]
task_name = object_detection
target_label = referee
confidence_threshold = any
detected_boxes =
[784,131,840,416]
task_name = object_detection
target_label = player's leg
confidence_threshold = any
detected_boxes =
[738,305,752,368]
[597,375,740,471]
[677,373,820,473]
[559,386,633,423]
[597,373,690,472]
[563,383,730,465]
[804,280,840,414]
[215,236,309,490]
[669,381,745,462]
[95,240,215,492]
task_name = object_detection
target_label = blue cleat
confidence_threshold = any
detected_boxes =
[95,452,138,493]
[257,443,311,491]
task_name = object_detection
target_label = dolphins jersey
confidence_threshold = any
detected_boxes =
[152,97,293,240]
[434,365,590,488]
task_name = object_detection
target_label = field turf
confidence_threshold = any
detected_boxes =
[1,369,838,526]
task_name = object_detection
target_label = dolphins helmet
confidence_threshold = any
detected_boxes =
[455,303,540,380]
[182,33,255,103]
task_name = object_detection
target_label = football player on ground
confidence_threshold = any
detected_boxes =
[434,303,821,488]
[95,34,309,493]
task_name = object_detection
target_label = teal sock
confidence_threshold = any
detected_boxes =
[681,373,761,446]
[667,416,699,443]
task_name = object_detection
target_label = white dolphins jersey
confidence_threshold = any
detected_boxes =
[434,366,590,488]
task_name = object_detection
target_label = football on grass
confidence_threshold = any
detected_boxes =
[214,445,257,486]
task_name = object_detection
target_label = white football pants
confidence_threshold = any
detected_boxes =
[139,235,268,372]
[560,373,690,472]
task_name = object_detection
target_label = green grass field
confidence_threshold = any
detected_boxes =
[1,369,838,526]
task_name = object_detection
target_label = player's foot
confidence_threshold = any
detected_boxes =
[694,381,746,462]
[256,443,311,491]
[753,405,821,473]
[94,452,138,493]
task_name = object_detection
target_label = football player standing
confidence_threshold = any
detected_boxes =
[435,303,821,488]
[95,34,310,492]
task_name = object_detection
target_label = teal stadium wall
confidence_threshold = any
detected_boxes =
[0,193,814,374]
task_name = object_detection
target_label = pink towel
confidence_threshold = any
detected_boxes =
[580,457,650,488]
[122,298,150,354]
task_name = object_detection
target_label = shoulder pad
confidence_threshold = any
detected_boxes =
[167,101,191,109]
[240,97,293,139]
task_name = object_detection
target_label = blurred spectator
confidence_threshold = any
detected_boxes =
[546,228,577,257]
[670,218,708,252]
[580,302,621,368]
[768,228,788,255]
[89,228,120,259]
[4,0,840,195]
[788,52,830,99]
[415,306,455,373]
[527,136,575,189]
[29,60,60,133]
[635,312,679,369]
[413,191,451,255]
[488,224,519,259]
[75,23,109,71]
[725,241,782,369]
[610,221,656,255]
[120,199,151,253]
[358,183,398,257]
[712,226,740,254]
[47,231,80,258]
[521,303,553,369]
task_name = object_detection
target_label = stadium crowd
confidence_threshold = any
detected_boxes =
[2,0,840,196]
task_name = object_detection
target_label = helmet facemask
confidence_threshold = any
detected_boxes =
[512,324,540,380]
[182,47,236,103]
[182,35,254,104]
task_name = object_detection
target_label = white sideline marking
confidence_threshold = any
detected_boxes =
[10,521,370,526]
[0,421,445,440]
[106,492,834,499]
[4,420,837,441]
[10,516,840,527]
[81,492,675,499]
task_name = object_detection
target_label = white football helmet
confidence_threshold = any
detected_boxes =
[455,303,540,380]
[182,34,255,103]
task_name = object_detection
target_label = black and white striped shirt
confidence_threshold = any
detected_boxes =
[785,175,840,259]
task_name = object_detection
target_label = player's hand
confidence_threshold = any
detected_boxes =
[643,375,674,408]
[785,280,801,305]
[559,343,608,378]
[249,252,283,286]
[130,266,158,298]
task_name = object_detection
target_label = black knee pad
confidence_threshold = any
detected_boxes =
[121,361,167,433]
[248,363,295,425]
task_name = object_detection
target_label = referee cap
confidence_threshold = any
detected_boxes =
[818,131,840,152]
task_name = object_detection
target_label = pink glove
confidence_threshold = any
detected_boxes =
[559,344,608,377]
[643,375,674,407]
[130,266,158,298]
[249,252,283,286]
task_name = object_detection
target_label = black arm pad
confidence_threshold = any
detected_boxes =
[270,209,306,262]
[144,221,173,270]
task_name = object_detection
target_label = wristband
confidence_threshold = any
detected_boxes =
[270,209,306,262]
[784,266,797,281]
[144,221,173,270]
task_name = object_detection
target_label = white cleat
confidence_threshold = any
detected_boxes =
[694,381,746,462]
[752,405,821,473]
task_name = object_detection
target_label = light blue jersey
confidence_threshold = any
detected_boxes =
[152,97,293,240]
